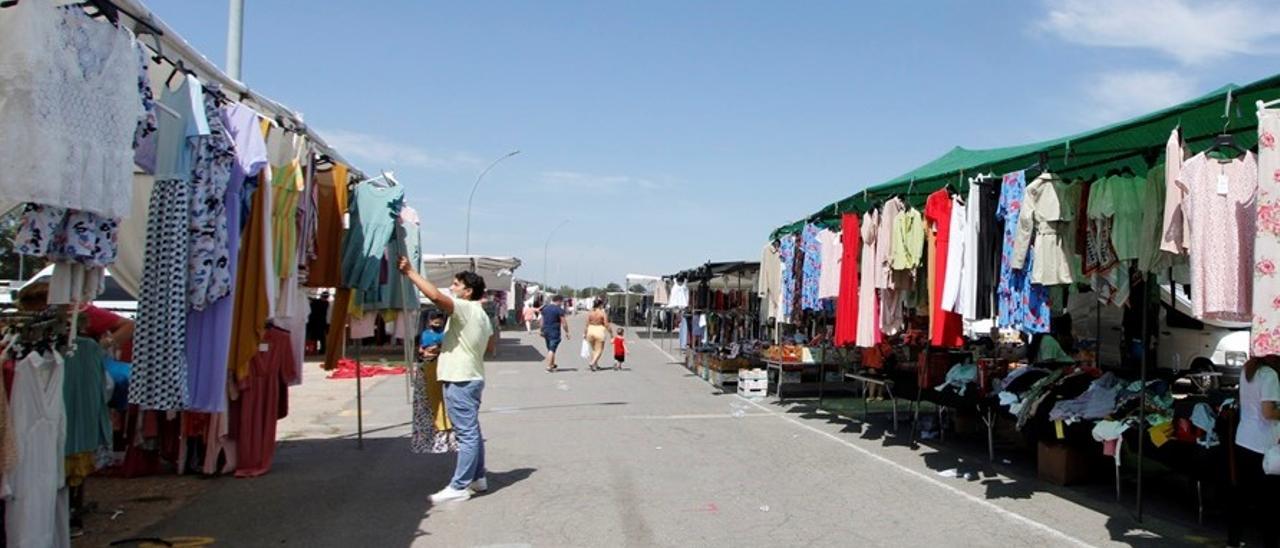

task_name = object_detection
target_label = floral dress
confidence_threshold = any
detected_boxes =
[1256,111,1280,355]
[800,223,823,311]
[996,170,1051,334]
[779,234,797,322]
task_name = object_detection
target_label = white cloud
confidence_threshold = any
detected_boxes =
[1081,70,1200,124]
[322,129,482,171]
[540,170,664,193]
[1040,0,1280,65]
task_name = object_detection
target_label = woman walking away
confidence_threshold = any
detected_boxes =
[1228,356,1280,547]
[584,301,614,371]
[523,304,538,332]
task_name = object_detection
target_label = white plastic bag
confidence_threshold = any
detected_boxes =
[1264,445,1280,475]
[580,340,591,360]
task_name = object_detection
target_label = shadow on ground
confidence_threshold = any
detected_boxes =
[135,436,536,547]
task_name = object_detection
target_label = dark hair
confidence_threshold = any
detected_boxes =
[454,272,486,300]
[1245,355,1280,383]
[552,295,564,303]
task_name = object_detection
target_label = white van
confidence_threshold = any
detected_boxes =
[1069,284,1248,387]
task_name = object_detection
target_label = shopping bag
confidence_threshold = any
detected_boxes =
[580,340,591,360]
[1264,445,1280,475]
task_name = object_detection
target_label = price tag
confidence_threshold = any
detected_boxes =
[1217,173,1230,196]
[258,343,269,353]
[342,212,350,229]
[1055,420,1065,439]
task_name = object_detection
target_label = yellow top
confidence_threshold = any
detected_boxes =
[437,299,494,382]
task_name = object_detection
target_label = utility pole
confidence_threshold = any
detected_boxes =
[226,0,245,80]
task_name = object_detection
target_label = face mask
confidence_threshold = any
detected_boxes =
[430,323,445,333]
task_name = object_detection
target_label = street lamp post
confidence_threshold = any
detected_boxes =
[544,219,569,295]
[465,150,521,254]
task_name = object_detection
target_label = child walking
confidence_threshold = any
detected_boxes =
[612,328,627,371]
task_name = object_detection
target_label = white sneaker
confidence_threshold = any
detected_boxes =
[469,478,488,493]
[429,486,472,503]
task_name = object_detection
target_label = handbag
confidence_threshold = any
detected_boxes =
[1264,444,1280,475]
[580,339,591,360]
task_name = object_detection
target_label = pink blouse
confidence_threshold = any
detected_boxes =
[1177,151,1258,322]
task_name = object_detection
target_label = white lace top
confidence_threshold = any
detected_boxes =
[0,0,143,219]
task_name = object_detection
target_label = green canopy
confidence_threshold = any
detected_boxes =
[770,73,1280,240]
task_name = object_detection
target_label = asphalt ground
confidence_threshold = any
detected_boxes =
[140,314,1224,547]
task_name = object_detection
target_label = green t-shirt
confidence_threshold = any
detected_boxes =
[437,298,494,382]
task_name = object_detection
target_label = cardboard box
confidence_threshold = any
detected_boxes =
[1037,441,1091,486]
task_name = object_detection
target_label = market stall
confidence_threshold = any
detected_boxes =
[758,73,1280,521]
[0,1,443,544]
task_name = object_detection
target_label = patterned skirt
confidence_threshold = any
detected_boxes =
[129,179,191,410]
[410,363,456,454]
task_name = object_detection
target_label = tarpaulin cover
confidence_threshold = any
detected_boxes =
[771,73,1280,239]
[325,359,407,380]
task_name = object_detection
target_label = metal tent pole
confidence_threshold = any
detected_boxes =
[1137,273,1151,522]
[355,331,364,450]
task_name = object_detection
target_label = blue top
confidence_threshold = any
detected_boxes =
[541,304,565,336]
[419,329,445,348]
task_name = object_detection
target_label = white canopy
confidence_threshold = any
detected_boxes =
[421,255,522,292]
[624,274,662,293]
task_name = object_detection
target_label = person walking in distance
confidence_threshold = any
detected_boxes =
[540,295,570,372]
[612,328,627,371]
[398,257,493,503]
[584,301,614,371]
[522,303,538,332]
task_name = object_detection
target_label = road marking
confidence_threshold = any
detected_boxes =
[621,413,772,420]
[647,340,1097,548]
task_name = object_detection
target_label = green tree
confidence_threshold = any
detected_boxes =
[629,284,647,293]
[604,283,622,293]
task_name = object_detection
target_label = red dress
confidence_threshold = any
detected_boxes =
[925,190,964,348]
[834,213,861,346]
[234,327,297,478]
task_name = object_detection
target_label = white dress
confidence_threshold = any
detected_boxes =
[855,211,879,347]
[960,185,982,320]
[941,195,966,312]
[0,0,143,219]
[668,281,690,308]
[2,351,69,548]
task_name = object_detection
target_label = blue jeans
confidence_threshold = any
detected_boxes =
[443,380,486,490]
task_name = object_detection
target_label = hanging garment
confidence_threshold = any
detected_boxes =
[305,164,350,287]
[668,281,690,308]
[960,184,982,320]
[817,229,842,299]
[924,190,964,347]
[129,178,192,411]
[0,1,142,219]
[1011,172,1076,286]
[1138,165,1170,274]
[891,208,924,270]
[1254,109,1280,354]
[341,182,405,291]
[14,204,120,267]
[996,171,1051,334]
[186,90,236,311]
[411,360,458,454]
[321,288,353,371]
[1111,175,1148,261]
[228,172,272,380]
[941,194,967,312]
[268,127,305,280]
[800,223,823,311]
[876,198,904,289]
[856,210,880,347]
[298,158,319,281]
[1160,129,1190,254]
[975,179,1002,320]
[63,338,111,457]
[3,351,70,548]
[758,243,782,321]
[389,206,423,312]
[1178,151,1257,322]
[185,102,266,413]
[1058,179,1086,282]
[834,213,861,346]
[779,234,797,321]
[234,327,297,478]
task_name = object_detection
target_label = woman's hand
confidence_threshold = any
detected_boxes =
[397,256,414,275]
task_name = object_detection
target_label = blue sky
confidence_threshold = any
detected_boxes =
[143,0,1280,288]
